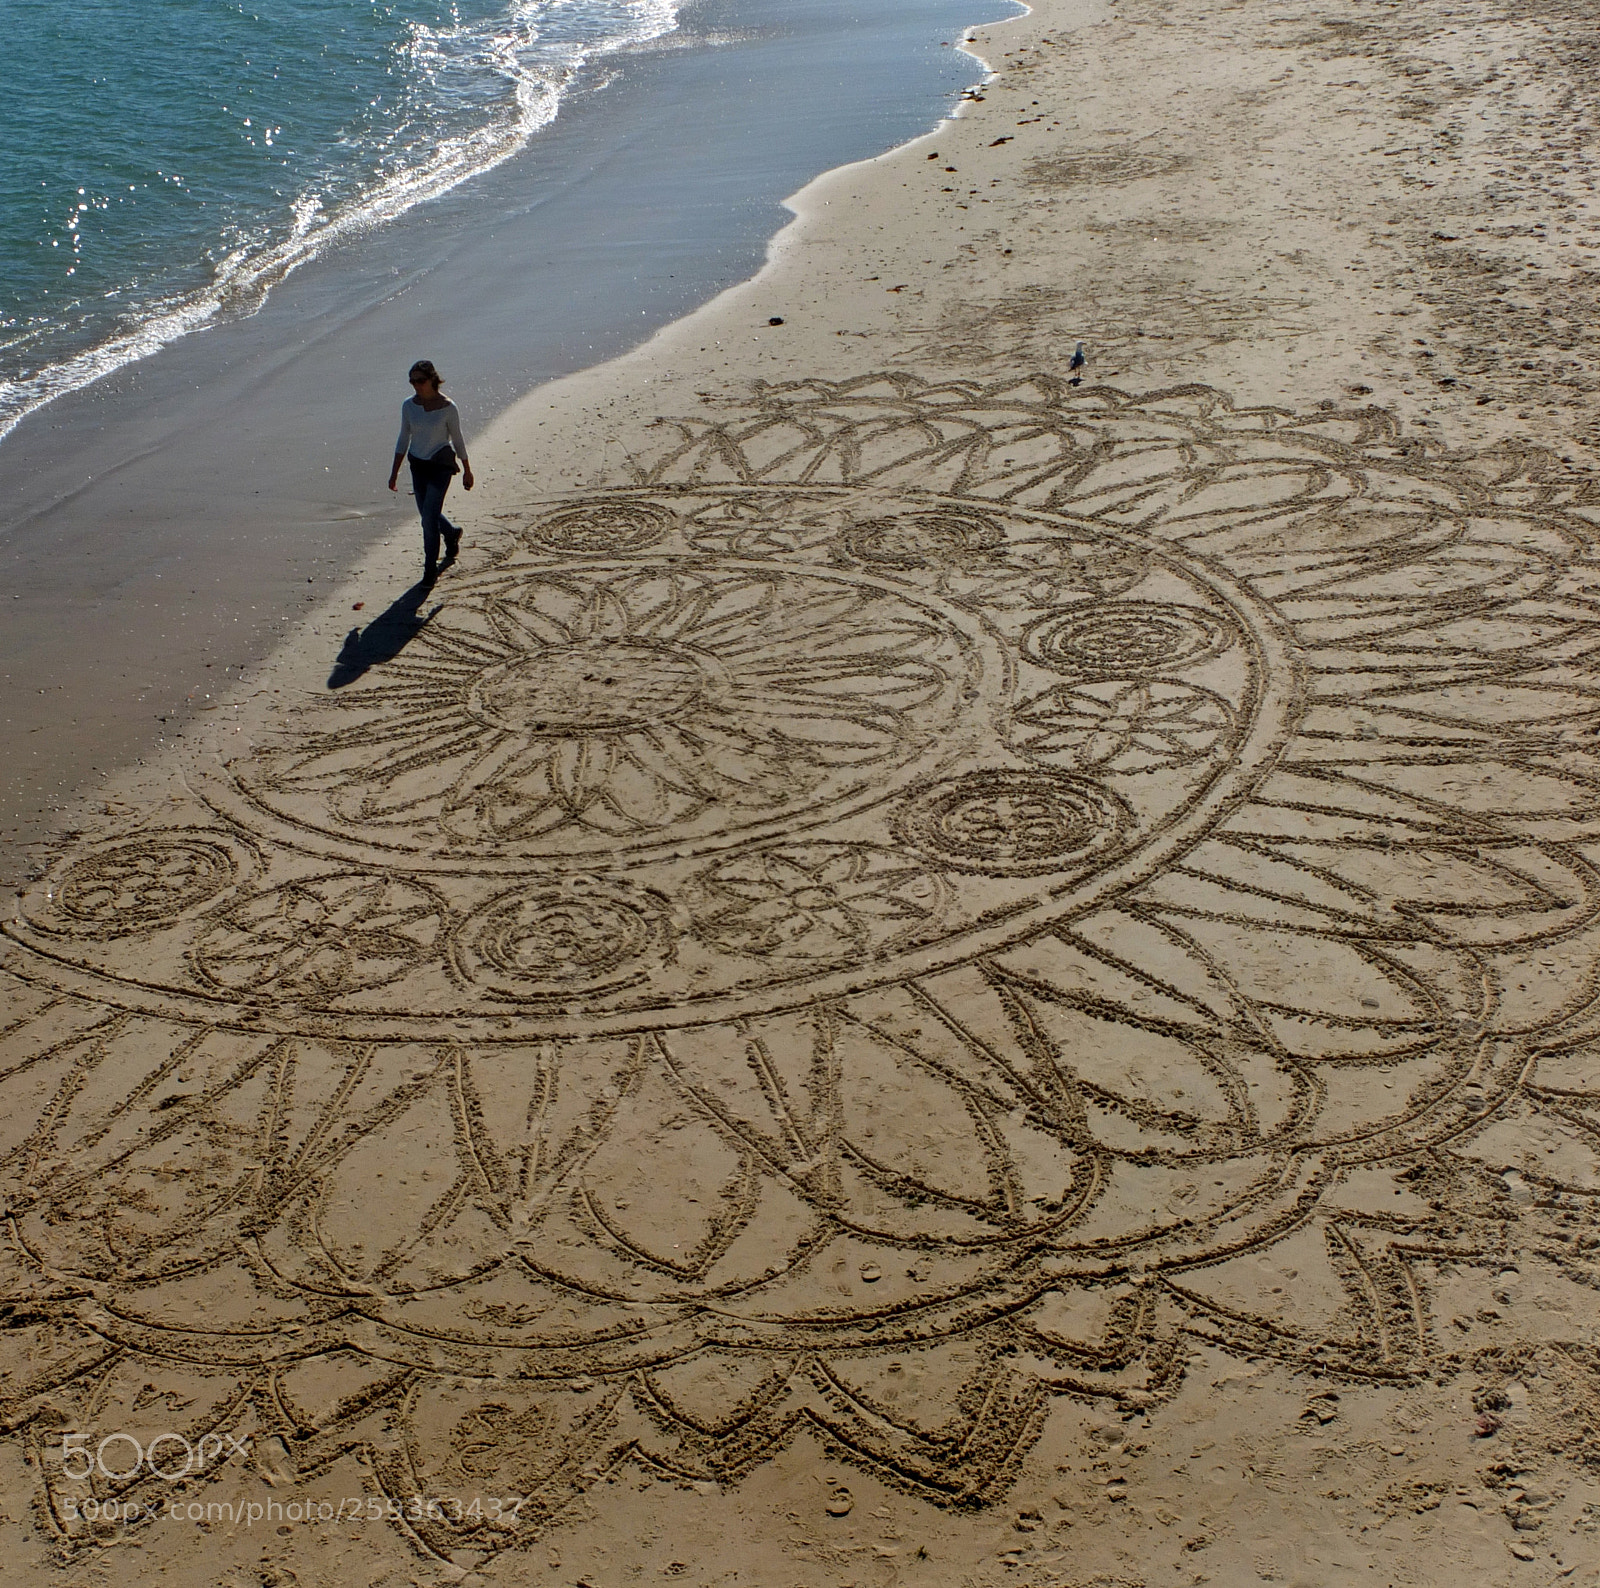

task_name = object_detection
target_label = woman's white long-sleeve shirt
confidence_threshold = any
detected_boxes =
[396,397,466,461]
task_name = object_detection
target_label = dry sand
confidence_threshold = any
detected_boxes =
[5,0,1600,1583]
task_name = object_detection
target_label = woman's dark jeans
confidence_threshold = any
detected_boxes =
[408,456,459,573]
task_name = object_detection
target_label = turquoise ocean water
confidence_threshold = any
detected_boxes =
[0,0,678,441]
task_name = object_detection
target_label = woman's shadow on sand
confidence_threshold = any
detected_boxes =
[327,577,442,689]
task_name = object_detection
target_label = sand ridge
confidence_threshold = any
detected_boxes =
[6,0,1600,1583]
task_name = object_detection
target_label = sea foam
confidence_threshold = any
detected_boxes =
[0,0,677,445]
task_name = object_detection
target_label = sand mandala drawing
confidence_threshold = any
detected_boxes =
[5,375,1600,1559]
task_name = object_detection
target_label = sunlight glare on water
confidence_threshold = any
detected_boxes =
[0,0,677,442]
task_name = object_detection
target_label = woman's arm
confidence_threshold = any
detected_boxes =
[389,402,412,491]
[447,404,473,490]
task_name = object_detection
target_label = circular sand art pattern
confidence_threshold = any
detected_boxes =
[522,496,673,555]
[222,561,995,875]
[465,639,711,733]
[144,504,1281,1027]
[6,377,1600,1554]
[682,841,953,962]
[1023,599,1236,678]
[191,873,446,1003]
[451,876,676,1001]
[842,504,1007,567]
[29,830,244,938]
[895,769,1132,875]
[1012,678,1235,771]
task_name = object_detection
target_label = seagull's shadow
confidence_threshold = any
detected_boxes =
[327,578,441,689]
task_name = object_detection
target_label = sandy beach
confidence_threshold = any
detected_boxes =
[0,0,996,893]
[6,0,1600,1583]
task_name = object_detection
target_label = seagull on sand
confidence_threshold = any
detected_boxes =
[1068,342,1087,385]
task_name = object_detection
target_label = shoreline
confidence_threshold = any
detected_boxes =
[6,0,1600,1580]
[0,0,682,450]
[0,0,1007,890]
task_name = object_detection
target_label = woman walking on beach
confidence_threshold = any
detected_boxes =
[388,359,473,581]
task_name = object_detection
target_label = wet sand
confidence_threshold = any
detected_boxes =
[0,0,1000,892]
[6,0,1600,1583]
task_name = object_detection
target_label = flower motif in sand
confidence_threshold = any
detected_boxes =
[1013,679,1235,772]
[13,380,1600,1557]
[192,873,445,1000]
[238,565,977,858]
[37,832,241,937]
[682,841,953,962]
